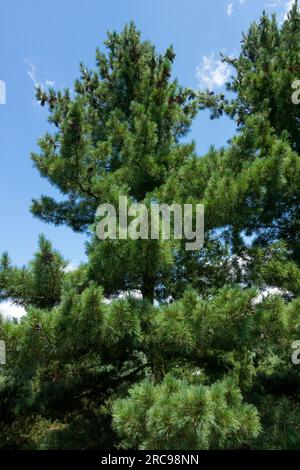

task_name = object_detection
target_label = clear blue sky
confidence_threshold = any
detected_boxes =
[0,0,293,266]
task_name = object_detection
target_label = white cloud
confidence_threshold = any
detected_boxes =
[25,59,41,88]
[196,53,231,90]
[239,0,247,4]
[0,301,26,320]
[283,0,295,19]
[227,2,234,17]
[64,261,80,273]
[265,0,298,21]
[25,59,55,90]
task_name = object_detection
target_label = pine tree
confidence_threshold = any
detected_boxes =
[194,2,300,262]
[29,23,199,302]
[1,7,300,450]
[113,375,261,450]
[0,235,66,309]
[199,2,300,151]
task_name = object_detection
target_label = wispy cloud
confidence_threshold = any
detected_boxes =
[25,59,40,88]
[282,0,296,19]
[265,0,298,21]
[64,261,80,273]
[227,2,234,17]
[226,0,246,17]
[25,59,55,90]
[196,53,231,90]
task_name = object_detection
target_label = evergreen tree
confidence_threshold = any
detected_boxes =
[30,23,198,302]
[195,2,300,262]
[199,2,300,151]
[1,4,300,450]
[113,375,261,450]
[0,235,66,309]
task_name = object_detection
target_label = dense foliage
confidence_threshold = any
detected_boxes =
[1,3,300,450]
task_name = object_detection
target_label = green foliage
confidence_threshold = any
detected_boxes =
[0,235,66,309]
[1,5,300,450]
[199,2,300,151]
[194,3,300,262]
[255,396,300,450]
[31,22,197,231]
[112,375,261,450]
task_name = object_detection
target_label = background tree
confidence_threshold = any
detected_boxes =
[0,235,66,309]
[194,2,300,263]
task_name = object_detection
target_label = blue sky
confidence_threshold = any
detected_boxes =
[0,0,295,269]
